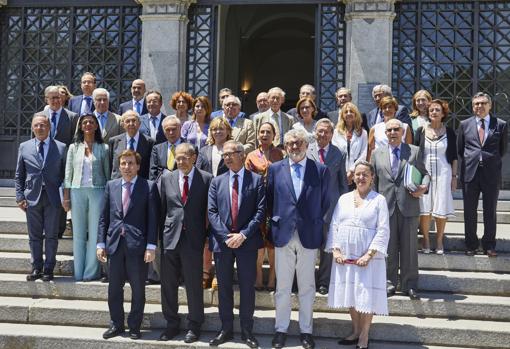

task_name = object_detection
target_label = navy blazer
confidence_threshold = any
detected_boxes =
[267,158,330,249]
[207,169,265,253]
[149,138,186,181]
[68,95,95,116]
[42,108,78,146]
[98,178,159,256]
[196,145,229,177]
[118,100,148,116]
[139,113,167,145]
[109,132,154,179]
[15,138,66,208]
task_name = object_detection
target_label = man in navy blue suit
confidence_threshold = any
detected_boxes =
[267,128,330,349]
[118,79,148,116]
[97,150,159,340]
[208,140,265,348]
[139,90,167,144]
[68,72,96,116]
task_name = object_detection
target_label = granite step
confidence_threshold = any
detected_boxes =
[1,273,509,321]
[453,199,510,211]
[0,297,508,348]
[0,323,472,349]
[449,210,510,223]
[0,252,73,275]
[0,234,73,254]
[418,270,510,296]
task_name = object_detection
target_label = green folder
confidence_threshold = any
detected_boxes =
[404,164,423,192]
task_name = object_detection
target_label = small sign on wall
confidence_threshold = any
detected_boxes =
[357,82,379,115]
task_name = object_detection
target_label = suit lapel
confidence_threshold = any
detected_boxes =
[470,117,481,146]
[239,170,251,210]
[171,170,184,207]
[282,160,297,202]
[485,116,497,146]
[126,179,141,215]
[397,144,410,177]
[324,144,337,165]
[383,147,393,178]
[104,113,115,137]
[160,143,168,166]
[220,174,232,226]
[114,180,123,216]
[308,143,320,162]
[42,140,56,169]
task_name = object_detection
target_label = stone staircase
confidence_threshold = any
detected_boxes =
[0,187,509,349]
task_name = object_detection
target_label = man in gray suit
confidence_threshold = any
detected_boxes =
[223,95,256,153]
[306,118,349,295]
[92,88,122,143]
[158,143,213,343]
[15,113,66,282]
[371,119,429,300]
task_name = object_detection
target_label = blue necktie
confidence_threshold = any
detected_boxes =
[38,141,45,161]
[291,163,302,197]
[229,118,235,127]
[151,116,157,129]
[135,101,141,115]
[392,147,400,178]
[99,114,106,130]
[51,112,57,137]
[129,138,135,150]
[85,97,92,114]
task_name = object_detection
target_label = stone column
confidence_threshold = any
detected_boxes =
[342,0,396,110]
[136,0,195,112]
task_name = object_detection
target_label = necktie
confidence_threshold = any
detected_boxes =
[99,114,106,130]
[231,174,239,232]
[319,148,325,164]
[135,101,141,115]
[392,147,400,178]
[51,112,57,137]
[151,116,157,129]
[84,96,92,114]
[479,119,485,145]
[273,113,283,144]
[167,144,175,170]
[128,138,135,151]
[38,141,45,161]
[291,163,302,197]
[229,118,235,127]
[123,181,131,215]
[182,175,189,204]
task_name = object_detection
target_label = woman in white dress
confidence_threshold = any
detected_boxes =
[414,99,457,254]
[367,96,412,160]
[327,161,390,349]
[332,102,368,189]
[409,90,432,133]
[292,97,317,143]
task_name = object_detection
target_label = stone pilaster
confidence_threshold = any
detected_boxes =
[342,0,396,110]
[135,0,195,112]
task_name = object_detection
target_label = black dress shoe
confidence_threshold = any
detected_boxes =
[300,333,315,349]
[338,337,359,345]
[102,325,125,339]
[159,328,179,341]
[26,269,42,281]
[485,249,498,257]
[386,284,396,297]
[146,279,161,285]
[129,329,141,340]
[209,330,233,346]
[184,329,200,343]
[317,285,328,295]
[42,272,54,282]
[100,276,109,283]
[272,332,287,348]
[241,330,259,348]
[356,340,370,349]
[465,249,476,256]
[407,288,420,300]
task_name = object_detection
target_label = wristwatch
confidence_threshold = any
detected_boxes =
[368,249,377,257]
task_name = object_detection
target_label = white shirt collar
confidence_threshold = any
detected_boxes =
[230,166,245,179]
[318,143,330,153]
[179,167,195,181]
[168,138,182,148]
[122,175,138,186]
[476,114,490,123]
[48,107,63,114]
[126,132,140,144]
[388,143,402,153]
[289,156,307,168]
[133,98,144,106]
[35,136,50,146]
[149,112,162,119]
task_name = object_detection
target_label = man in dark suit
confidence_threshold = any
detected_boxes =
[92,88,122,143]
[109,110,154,180]
[97,150,158,340]
[371,119,429,300]
[286,84,328,120]
[149,116,184,181]
[307,118,348,295]
[158,143,213,343]
[364,84,412,131]
[68,72,96,116]
[15,113,66,282]
[118,79,148,116]
[139,90,167,144]
[208,140,265,348]
[248,92,270,121]
[267,128,330,349]
[457,92,508,257]
[223,95,256,153]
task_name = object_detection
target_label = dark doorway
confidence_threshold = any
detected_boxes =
[221,5,315,114]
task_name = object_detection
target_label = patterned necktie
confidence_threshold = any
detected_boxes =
[38,141,45,161]
[319,148,325,164]
[182,175,189,204]
[128,138,135,151]
[392,147,400,178]
[51,112,57,137]
[123,181,131,215]
[231,174,239,232]
[479,118,485,145]
[167,144,175,170]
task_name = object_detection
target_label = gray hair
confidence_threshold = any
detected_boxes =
[300,84,316,96]
[32,112,50,125]
[336,87,352,97]
[162,115,182,128]
[314,118,335,132]
[218,88,232,96]
[284,128,309,145]
[121,110,140,122]
[385,118,403,129]
[372,84,392,97]
[354,160,375,176]
[44,85,60,97]
[176,142,196,156]
[223,95,242,108]
[92,88,110,101]
[224,140,245,154]
[268,87,286,98]
[472,92,492,105]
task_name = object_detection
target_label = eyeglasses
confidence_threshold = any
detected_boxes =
[385,127,401,133]
[473,101,489,106]
[175,156,193,162]
[286,140,304,147]
[224,103,239,107]
[222,151,242,158]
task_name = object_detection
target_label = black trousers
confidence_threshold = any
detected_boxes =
[160,236,204,332]
[108,238,148,330]
[463,166,499,251]
[316,225,332,287]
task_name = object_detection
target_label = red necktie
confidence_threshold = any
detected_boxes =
[182,175,189,204]
[319,148,325,164]
[479,119,485,145]
[231,174,239,232]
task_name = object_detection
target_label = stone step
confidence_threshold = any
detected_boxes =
[0,187,14,197]
[0,297,508,348]
[0,252,73,275]
[0,197,17,207]
[418,270,510,296]
[0,234,73,255]
[418,251,510,272]
[449,210,510,223]
[0,323,471,349]
[1,273,508,321]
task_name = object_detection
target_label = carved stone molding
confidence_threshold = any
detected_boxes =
[135,0,195,19]
[342,0,396,20]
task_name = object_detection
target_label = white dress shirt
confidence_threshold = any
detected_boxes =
[289,156,307,198]
[34,136,50,165]
[178,167,195,194]
[229,167,245,209]
[125,132,140,151]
